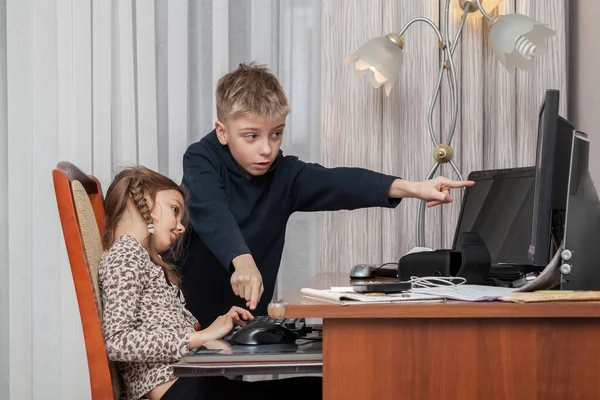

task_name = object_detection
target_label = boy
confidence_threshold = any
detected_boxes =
[180,63,473,327]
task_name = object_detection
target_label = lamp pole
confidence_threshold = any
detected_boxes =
[399,0,472,246]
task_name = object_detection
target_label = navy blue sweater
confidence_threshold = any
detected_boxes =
[180,130,401,327]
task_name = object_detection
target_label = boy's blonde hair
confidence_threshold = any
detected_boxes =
[216,62,290,122]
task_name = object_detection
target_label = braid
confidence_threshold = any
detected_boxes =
[129,178,153,224]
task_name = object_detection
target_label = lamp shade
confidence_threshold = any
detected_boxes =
[345,34,404,96]
[488,13,555,72]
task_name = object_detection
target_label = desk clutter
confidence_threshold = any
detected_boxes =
[334,205,600,304]
[302,283,600,304]
[306,240,600,305]
[302,284,512,304]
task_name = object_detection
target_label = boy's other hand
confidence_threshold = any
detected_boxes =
[231,254,264,310]
[415,176,475,207]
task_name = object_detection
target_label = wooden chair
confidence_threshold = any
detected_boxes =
[53,162,121,399]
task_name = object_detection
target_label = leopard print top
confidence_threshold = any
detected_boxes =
[99,235,198,400]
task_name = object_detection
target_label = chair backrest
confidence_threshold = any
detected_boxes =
[53,161,121,400]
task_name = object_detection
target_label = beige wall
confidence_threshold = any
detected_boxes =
[569,0,600,188]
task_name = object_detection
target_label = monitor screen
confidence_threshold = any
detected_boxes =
[453,168,535,266]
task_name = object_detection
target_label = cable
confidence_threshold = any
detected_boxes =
[376,262,398,271]
[405,276,466,289]
[550,231,559,254]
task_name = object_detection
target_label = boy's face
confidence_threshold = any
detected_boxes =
[215,114,286,177]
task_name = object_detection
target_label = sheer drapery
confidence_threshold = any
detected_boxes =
[0,1,321,398]
[0,0,569,398]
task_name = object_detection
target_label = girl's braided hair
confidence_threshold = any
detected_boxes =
[128,177,153,225]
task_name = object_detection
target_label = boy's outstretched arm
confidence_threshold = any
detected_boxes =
[288,159,473,212]
[183,147,263,310]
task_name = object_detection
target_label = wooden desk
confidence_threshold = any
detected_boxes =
[268,273,600,400]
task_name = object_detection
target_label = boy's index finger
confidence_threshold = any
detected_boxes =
[454,179,475,188]
[249,283,259,310]
[442,181,471,189]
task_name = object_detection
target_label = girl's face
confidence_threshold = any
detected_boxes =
[149,189,186,253]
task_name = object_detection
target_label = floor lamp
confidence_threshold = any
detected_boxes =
[345,0,555,247]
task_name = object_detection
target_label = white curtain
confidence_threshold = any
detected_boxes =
[0,0,321,398]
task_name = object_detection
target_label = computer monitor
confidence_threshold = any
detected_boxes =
[452,167,536,279]
[528,89,575,267]
[560,131,600,289]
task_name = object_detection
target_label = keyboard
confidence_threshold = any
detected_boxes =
[224,315,306,342]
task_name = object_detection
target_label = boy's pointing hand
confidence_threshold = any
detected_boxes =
[231,254,264,310]
[416,176,475,207]
[389,176,474,207]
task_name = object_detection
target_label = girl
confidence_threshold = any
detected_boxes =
[99,166,321,400]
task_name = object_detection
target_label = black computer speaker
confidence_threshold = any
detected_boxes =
[398,232,491,284]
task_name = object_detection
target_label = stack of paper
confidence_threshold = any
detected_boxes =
[410,285,515,302]
[301,288,443,305]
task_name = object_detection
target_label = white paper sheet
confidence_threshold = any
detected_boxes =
[410,285,515,302]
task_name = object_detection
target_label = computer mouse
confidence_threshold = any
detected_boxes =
[350,264,377,279]
[229,322,299,346]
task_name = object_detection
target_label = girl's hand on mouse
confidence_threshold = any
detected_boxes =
[200,307,254,343]
[226,306,254,326]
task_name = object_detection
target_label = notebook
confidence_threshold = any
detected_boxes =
[301,287,443,305]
